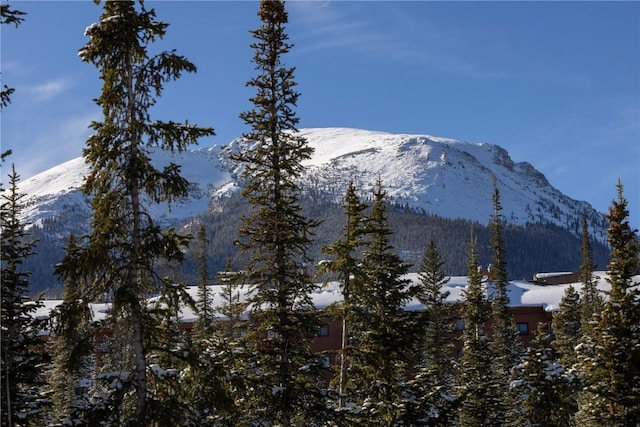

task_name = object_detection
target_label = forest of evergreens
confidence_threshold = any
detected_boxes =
[2,1,639,426]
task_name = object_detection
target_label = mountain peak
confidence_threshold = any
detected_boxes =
[18,127,607,240]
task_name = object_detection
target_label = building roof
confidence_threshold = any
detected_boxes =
[34,271,634,327]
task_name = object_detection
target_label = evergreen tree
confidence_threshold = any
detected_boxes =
[182,254,240,425]
[408,235,457,425]
[229,1,327,425]
[488,183,523,425]
[320,180,368,408]
[1,165,47,426]
[578,215,604,337]
[511,323,579,426]
[194,225,215,338]
[56,1,214,423]
[49,235,95,426]
[346,179,417,425]
[216,256,246,339]
[550,284,583,424]
[551,285,581,369]
[458,231,497,427]
[575,181,640,426]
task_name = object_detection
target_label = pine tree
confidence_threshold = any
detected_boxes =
[56,1,214,423]
[458,231,497,427]
[487,183,523,425]
[511,323,579,426]
[49,235,95,426]
[194,225,215,338]
[320,180,368,408]
[578,215,603,337]
[346,179,417,425]
[551,285,581,369]
[184,253,240,425]
[408,235,457,425]
[550,284,583,422]
[229,1,327,425]
[1,165,47,426]
[576,181,640,425]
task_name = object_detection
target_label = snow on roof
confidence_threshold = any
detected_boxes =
[35,271,631,326]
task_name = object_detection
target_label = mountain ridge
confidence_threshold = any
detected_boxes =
[18,127,607,241]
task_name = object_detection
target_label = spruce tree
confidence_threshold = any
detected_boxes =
[488,183,523,425]
[320,180,368,408]
[578,215,604,337]
[194,225,215,338]
[551,285,581,369]
[576,181,640,425]
[49,235,95,426]
[408,235,457,425]
[229,1,326,425]
[458,232,497,427]
[56,1,214,423]
[511,323,579,426]
[1,165,47,426]
[216,256,246,339]
[346,179,417,425]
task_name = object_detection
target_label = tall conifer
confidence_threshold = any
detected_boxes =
[320,180,368,407]
[511,323,579,426]
[409,235,457,425]
[551,285,581,369]
[576,181,640,425]
[49,235,95,425]
[346,179,417,425]
[229,1,326,425]
[194,225,215,338]
[487,184,522,424]
[1,165,46,426]
[458,232,496,427]
[56,1,214,423]
[578,215,603,337]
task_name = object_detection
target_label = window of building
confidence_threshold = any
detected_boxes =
[456,318,465,330]
[516,322,530,336]
[317,324,329,337]
[320,356,331,368]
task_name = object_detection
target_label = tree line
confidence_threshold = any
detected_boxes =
[2,1,639,426]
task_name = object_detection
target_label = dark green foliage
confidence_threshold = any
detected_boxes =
[23,189,611,295]
[578,215,604,337]
[1,165,47,426]
[511,323,580,426]
[576,181,640,426]
[229,2,327,425]
[194,225,215,338]
[48,235,95,426]
[551,285,581,369]
[458,232,497,427]
[488,184,523,424]
[320,180,368,407]
[344,180,418,425]
[55,1,214,424]
[407,235,457,425]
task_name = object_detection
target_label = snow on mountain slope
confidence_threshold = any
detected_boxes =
[17,127,607,240]
[18,144,232,228]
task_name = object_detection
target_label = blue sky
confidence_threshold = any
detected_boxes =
[2,1,639,228]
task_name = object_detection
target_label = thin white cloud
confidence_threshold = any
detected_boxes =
[289,1,509,80]
[26,79,67,102]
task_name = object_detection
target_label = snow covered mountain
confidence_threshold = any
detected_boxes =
[18,127,607,240]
